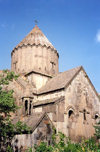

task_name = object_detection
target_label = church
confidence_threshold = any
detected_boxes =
[5,24,100,150]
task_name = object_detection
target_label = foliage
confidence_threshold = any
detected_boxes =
[6,145,13,152]
[0,90,17,115]
[0,70,18,116]
[33,132,100,152]
[25,147,33,152]
[0,70,31,151]
[15,121,31,134]
[34,142,53,152]
[52,127,57,145]
[0,70,18,85]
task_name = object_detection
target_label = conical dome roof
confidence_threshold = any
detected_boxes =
[14,25,56,51]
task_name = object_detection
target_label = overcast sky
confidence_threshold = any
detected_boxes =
[0,0,100,92]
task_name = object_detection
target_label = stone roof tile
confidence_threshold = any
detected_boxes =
[38,66,82,94]
[12,112,52,132]
[14,25,56,51]
[34,96,65,107]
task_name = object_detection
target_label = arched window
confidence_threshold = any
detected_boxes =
[68,109,74,119]
[95,114,99,120]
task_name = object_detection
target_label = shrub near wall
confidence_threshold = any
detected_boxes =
[25,132,100,152]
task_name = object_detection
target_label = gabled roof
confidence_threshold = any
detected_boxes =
[24,69,52,78]
[15,77,37,97]
[12,112,53,132]
[38,66,82,94]
[25,112,53,132]
[37,66,100,100]
[6,76,36,98]
[13,25,57,52]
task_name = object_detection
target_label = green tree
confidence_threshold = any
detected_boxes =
[0,70,30,151]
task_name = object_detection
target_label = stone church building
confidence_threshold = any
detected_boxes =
[3,24,100,150]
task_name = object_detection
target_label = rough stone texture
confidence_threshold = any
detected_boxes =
[64,69,100,141]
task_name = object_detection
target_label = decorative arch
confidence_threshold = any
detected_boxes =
[66,106,75,119]
[66,105,75,113]
[22,97,33,115]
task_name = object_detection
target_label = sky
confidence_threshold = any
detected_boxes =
[0,0,100,92]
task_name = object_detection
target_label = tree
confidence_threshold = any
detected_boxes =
[0,70,30,151]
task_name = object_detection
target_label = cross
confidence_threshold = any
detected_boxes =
[34,20,38,25]
[79,109,90,121]
[83,109,86,120]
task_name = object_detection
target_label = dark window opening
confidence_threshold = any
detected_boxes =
[54,128,56,134]
[83,109,86,120]
[47,124,51,134]
[29,101,32,115]
[50,61,56,74]
[95,114,99,120]
[13,61,17,70]
[25,100,28,114]
[68,110,74,118]
[48,140,51,146]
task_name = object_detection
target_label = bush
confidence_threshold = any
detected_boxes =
[33,132,100,152]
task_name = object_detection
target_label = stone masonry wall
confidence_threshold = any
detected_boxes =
[26,72,51,90]
[64,69,100,141]
[11,45,59,76]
